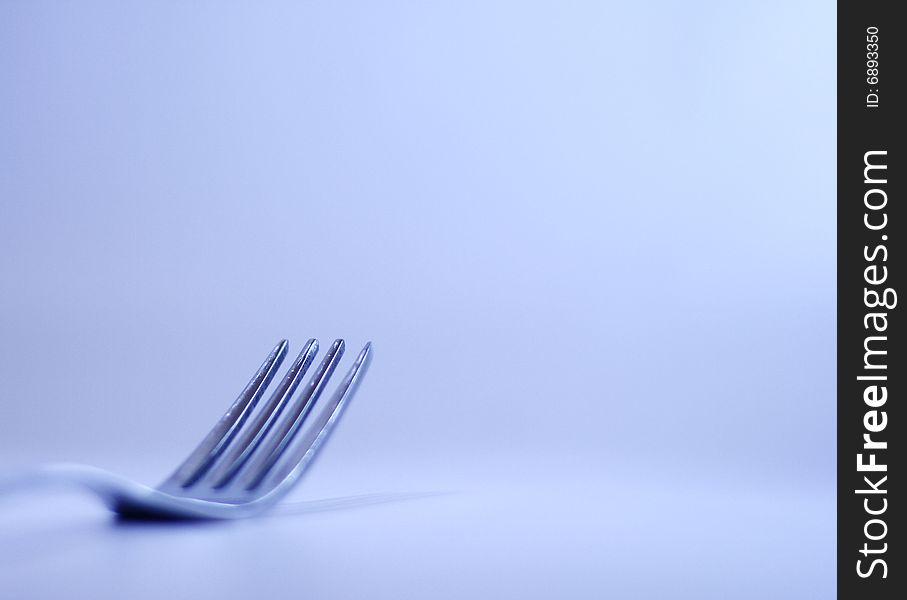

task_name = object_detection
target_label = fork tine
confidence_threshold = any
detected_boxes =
[163,339,289,489]
[233,339,346,491]
[254,342,373,492]
[206,339,320,488]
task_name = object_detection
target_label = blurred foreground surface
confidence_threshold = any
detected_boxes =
[0,460,833,599]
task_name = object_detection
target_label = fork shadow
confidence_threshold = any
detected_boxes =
[112,490,454,526]
[0,490,454,570]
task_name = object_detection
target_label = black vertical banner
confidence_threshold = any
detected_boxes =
[838,1,903,598]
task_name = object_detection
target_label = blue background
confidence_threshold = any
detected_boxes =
[1,1,835,598]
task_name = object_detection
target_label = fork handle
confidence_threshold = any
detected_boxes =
[0,463,141,509]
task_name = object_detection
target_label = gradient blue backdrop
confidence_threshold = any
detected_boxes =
[1,1,835,598]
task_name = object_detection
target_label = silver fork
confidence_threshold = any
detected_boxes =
[2,339,372,520]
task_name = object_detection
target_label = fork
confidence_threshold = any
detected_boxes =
[0,338,372,520]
